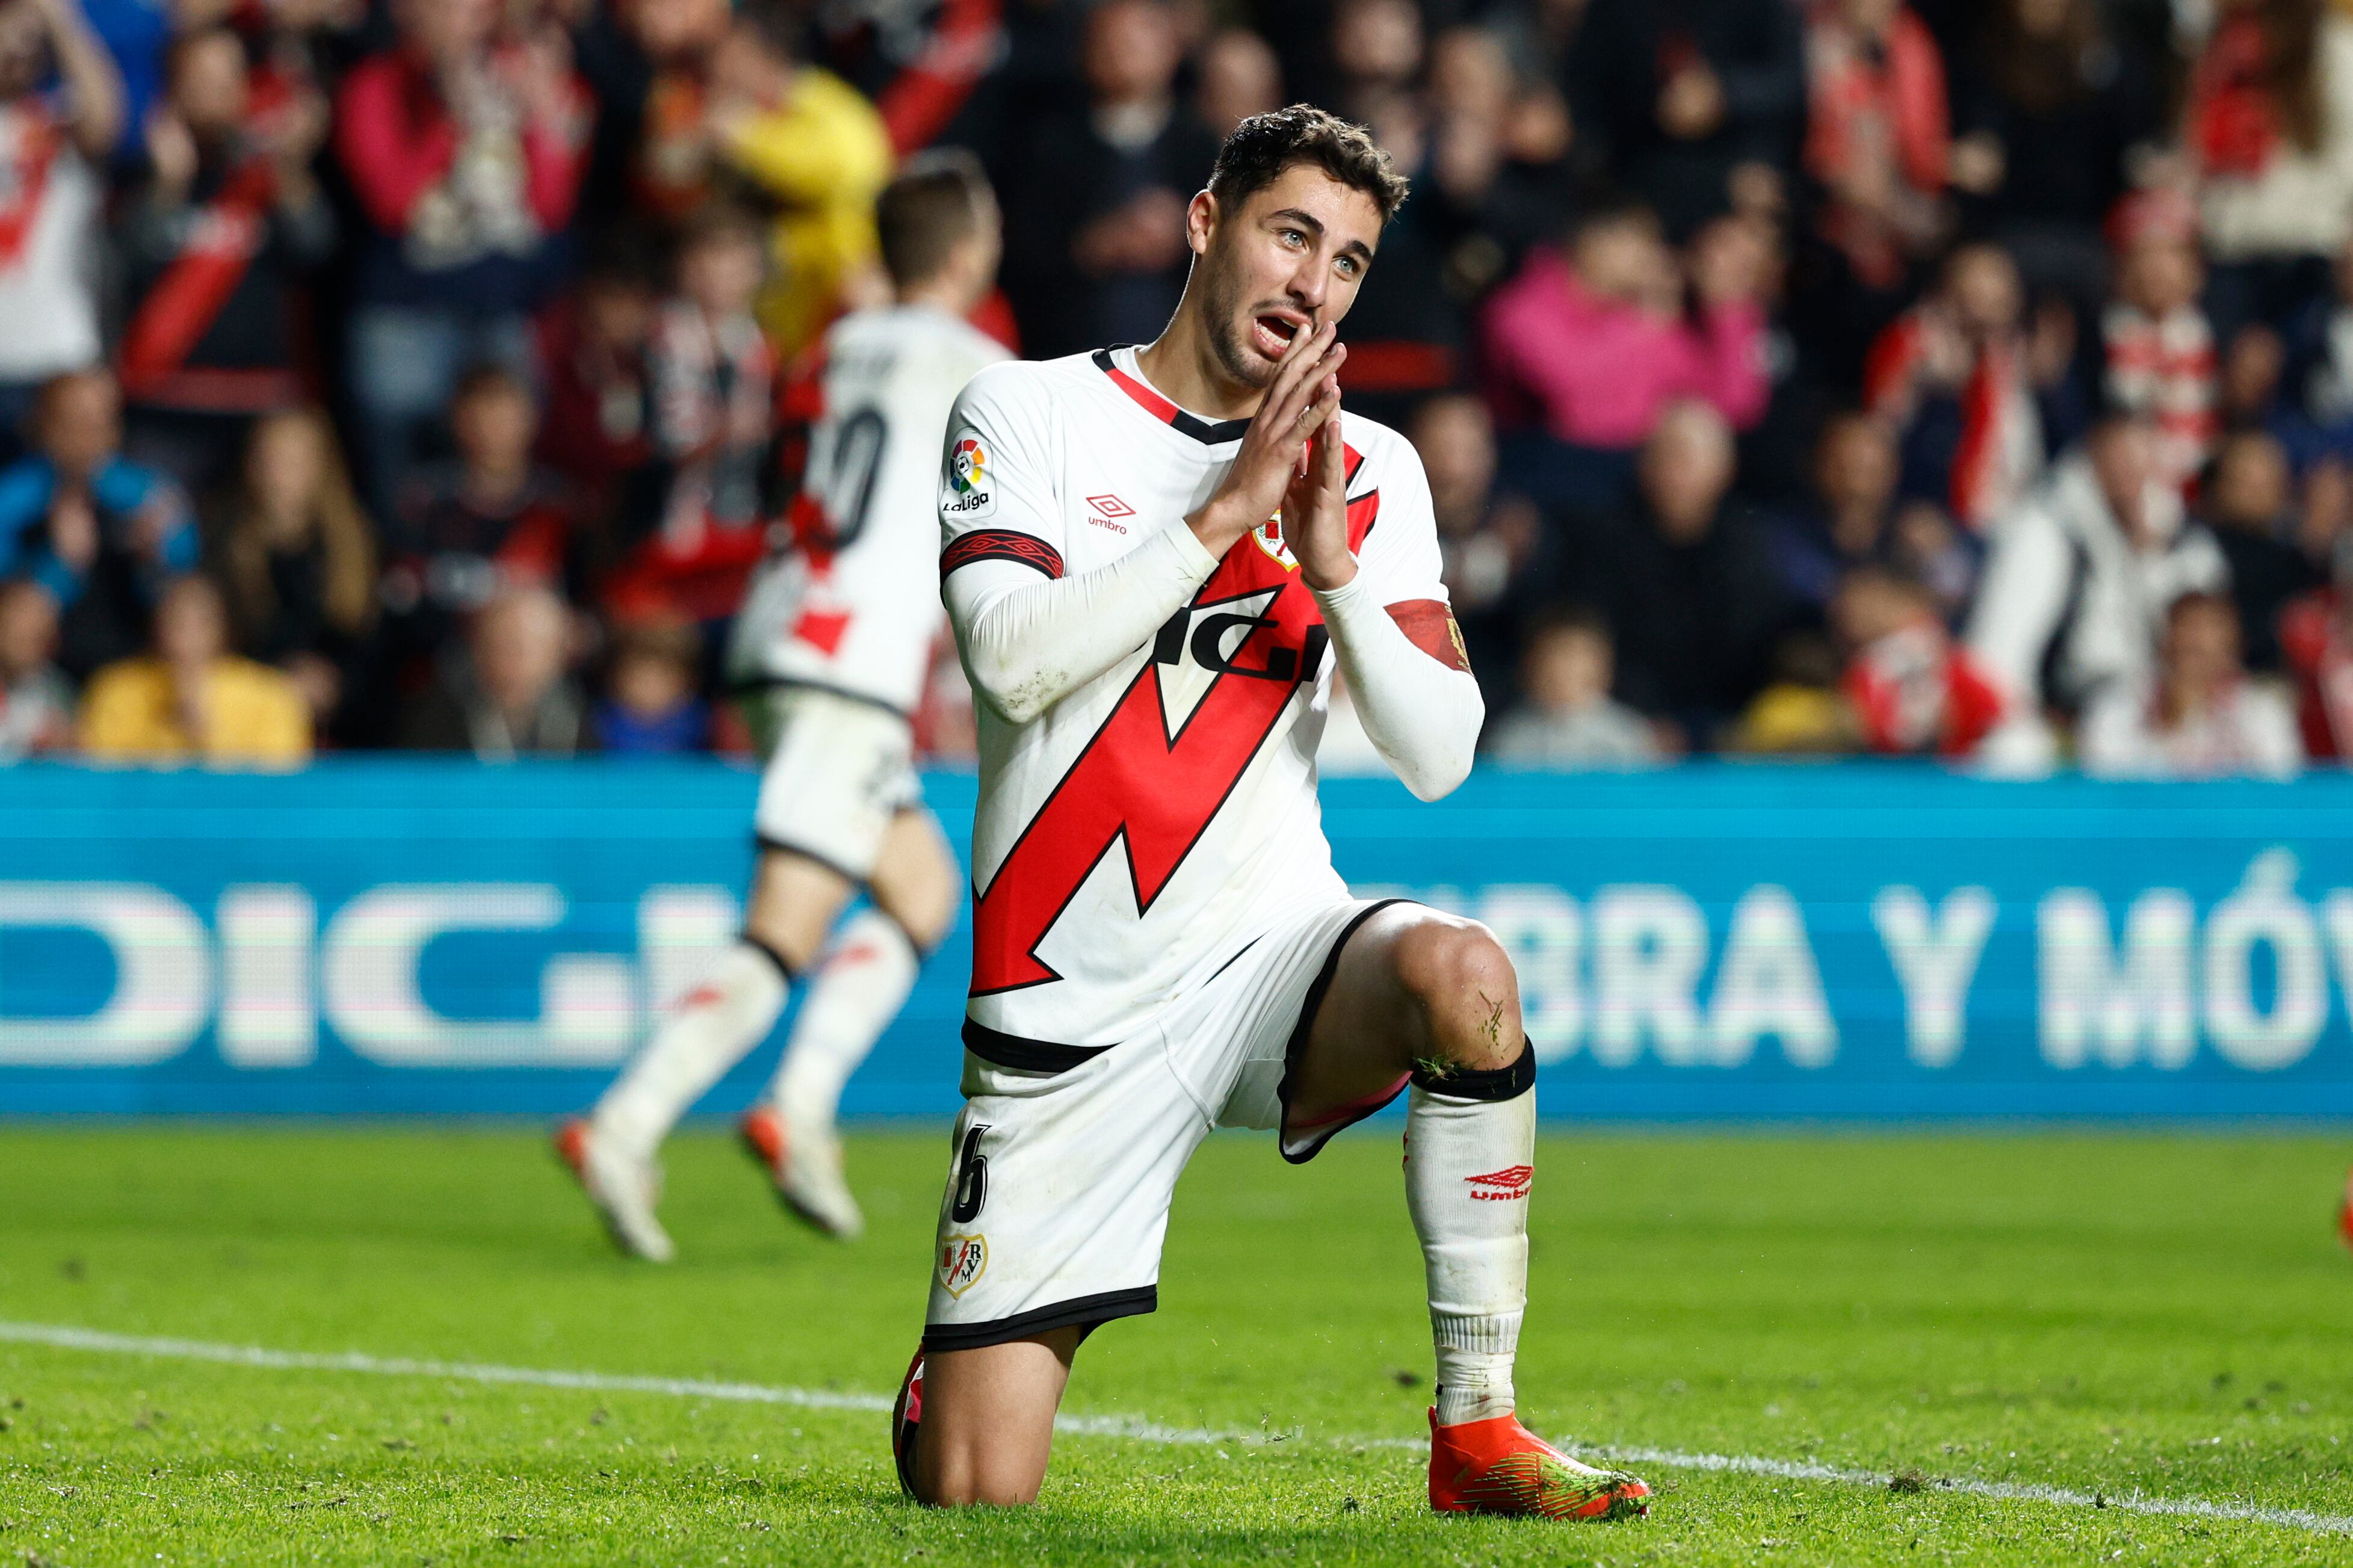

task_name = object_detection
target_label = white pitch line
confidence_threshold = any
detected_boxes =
[0,1321,889,1416]
[4,1320,2348,1539]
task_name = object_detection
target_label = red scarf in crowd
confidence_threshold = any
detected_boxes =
[2188,14,2281,177]
[114,156,280,400]
[0,102,60,270]
[1804,2,1949,289]
[1844,618,2004,757]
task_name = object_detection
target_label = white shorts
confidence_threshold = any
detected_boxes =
[923,897,1408,1351]
[745,687,923,883]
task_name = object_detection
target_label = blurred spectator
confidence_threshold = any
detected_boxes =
[1766,407,1984,620]
[1767,409,1904,614]
[536,249,655,509]
[616,0,732,221]
[398,582,585,756]
[1316,11,1470,424]
[702,5,894,356]
[1965,414,2231,770]
[1559,399,1786,741]
[1410,392,1539,700]
[2276,230,2353,455]
[1329,0,1420,124]
[1482,203,1770,454]
[0,574,67,756]
[333,0,592,504]
[2221,314,2291,429]
[1423,24,1574,276]
[1802,0,1951,297]
[77,570,310,764]
[1564,0,1804,238]
[0,368,195,678]
[1003,0,1217,359]
[1196,26,1281,140]
[1832,562,2002,756]
[2101,189,2217,493]
[2079,591,2301,777]
[116,26,335,495]
[608,204,774,626]
[1727,628,1857,753]
[2203,428,2321,671]
[2278,555,2353,755]
[1485,608,1662,766]
[1864,241,2054,531]
[1488,0,1591,85]
[592,613,707,753]
[2186,0,2353,341]
[379,364,574,700]
[1947,0,2161,311]
[208,407,376,737]
[803,0,1004,158]
[0,0,124,429]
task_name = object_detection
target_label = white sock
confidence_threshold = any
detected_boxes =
[1404,1072,1535,1427]
[592,940,790,1160]
[768,909,920,1127]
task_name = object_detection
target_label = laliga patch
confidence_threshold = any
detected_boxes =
[1465,1165,1533,1201]
[938,1232,988,1297]
[942,433,995,519]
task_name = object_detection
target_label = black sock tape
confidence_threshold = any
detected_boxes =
[1409,1045,1536,1101]
[740,931,798,983]
[874,906,942,964]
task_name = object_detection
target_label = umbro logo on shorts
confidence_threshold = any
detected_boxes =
[1465,1165,1533,1201]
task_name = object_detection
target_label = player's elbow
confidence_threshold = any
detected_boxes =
[965,657,1060,726]
[1397,745,1475,802]
[1395,696,1483,800]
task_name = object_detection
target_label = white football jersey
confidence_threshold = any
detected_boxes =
[729,303,1010,713]
[940,345,1451,1052]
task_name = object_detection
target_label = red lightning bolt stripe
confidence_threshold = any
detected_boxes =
[968,458,1376,998]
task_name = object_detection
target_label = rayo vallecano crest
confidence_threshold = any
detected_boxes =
[938,1233,988,1297]
[1251,511,1299,571]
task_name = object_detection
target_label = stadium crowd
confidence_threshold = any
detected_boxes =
[0,0,2348,778]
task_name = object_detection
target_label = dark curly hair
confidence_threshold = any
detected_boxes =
[1206,104,1409,225]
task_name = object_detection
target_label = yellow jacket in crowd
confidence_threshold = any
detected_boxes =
[78,656,312,768]
[720,67,894,356]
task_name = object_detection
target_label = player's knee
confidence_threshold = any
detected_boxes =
[1393,919,1521,1071]
[914,1437,1042,1508]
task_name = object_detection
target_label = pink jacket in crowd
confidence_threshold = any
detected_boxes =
[1480,248,1769,450]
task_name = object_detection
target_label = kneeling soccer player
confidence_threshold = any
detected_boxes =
[892,105,1650,1521]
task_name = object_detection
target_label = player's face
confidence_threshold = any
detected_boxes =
[1193,164,1382,390]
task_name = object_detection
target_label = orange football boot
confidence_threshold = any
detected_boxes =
[1428,1408,1651,1520]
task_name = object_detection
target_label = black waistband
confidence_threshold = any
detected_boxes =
[961,1017,1113,1074]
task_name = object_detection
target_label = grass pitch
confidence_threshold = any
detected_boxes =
[0,1124,2348,1566]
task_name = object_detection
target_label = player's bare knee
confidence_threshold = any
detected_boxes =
[914,1440,1042,1508]
[1393,919,1521,1072]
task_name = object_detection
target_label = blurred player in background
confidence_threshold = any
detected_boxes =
[894,107,1650,1523]
[558,151,1008,1257]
